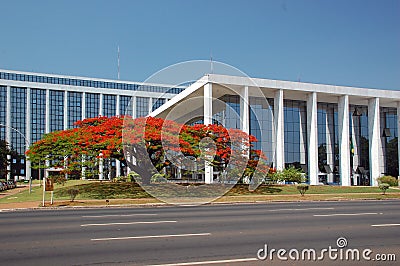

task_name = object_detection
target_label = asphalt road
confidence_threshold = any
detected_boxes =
[0,200,399,266]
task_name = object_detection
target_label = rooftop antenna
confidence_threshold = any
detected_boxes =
[117,45,120,80]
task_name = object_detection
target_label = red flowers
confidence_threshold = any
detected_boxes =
[27,116,268,178]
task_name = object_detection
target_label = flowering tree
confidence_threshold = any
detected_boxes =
[27,116,268,183]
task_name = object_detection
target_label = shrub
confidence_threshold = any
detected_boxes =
[379,183,390,195]
[377,176,398,187]
[128,172,141,183]
[297,184,309,196]
[66,188,79,202]
[151,173,167,183]
[273,166,305,184]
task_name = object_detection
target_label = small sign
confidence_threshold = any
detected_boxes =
[45,178,54,191]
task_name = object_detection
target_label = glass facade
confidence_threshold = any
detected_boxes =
[0,71,180,179]
[350,105,370,185]
[31,89,46,144]
[86,93,100,118]
[1,70,399,183]
[284,100,307,170]
[0,71,184,94]
[317,103,339,184]
[0,86,6,140]
[103,94,116,117]
[120,96,133,116]
[152,98,166,112]
[249,97,274,164]
[11,87,27,155]
[50,90,64,131]
[213,95,241,129]
[136,97,149,117]
[68,92,82,128]
[381,107,398,177]
[10,87,27,177]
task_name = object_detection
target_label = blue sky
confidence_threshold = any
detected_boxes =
[0,0,399,90]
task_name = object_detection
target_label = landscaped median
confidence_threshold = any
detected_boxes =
[0,180,399,209]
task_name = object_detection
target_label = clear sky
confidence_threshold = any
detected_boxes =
[0,0,399,90]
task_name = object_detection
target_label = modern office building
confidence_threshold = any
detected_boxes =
[0,69,185,180]
[151,74,400,186]
[1,69,399,186]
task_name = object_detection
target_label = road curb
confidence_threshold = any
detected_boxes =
[1,197,400,212]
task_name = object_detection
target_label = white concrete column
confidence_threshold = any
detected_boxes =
[368,97,380,186]
[81,155,86,180]
[397,102,400,179]
[148,97,153,114]
[299,108,307,165]
[44,89,51,180]
[204,83,213,125]
[26,88,31,180]
[45,89,50,134]
[325,108,335,183]
[64,91,68,130]
[115,96,121,176]
[99,153,104,180]
[204,83,213,184]
[116,160,121,177]
[6,86,11,180]
[307,92,318,185]
[6,86,11,145]
[338,95,351,186]
[116,95,120,116]
[81,93,86,179]
[26,88,31,146]
[274,89,284,170]
[81,92,86,120]
[126,151,132,174]
[132,96,137,118]
[99,93,104,116]
[379,112,386,177]
[240,86,249,134]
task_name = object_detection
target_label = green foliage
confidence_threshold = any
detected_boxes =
[128,172,141,183]
[66,188,79,202]
[55,182,151,199]
[296,184,309,196]
[151,173,167,183]
[378,175,398,187]
[51,174,67,186]
[271,166,305,183]
[379,183,390,195]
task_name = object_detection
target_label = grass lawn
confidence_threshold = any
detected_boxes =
[0,180,91,203]
[1,181,399,206]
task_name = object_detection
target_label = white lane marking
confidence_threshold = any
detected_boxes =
[269,207,335,212]
[91,233,211,241]
[147,257,258,266]
[371,224,400,227]
[82,214,157,218]
[81,220,177,227]
[313,212,379,217]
